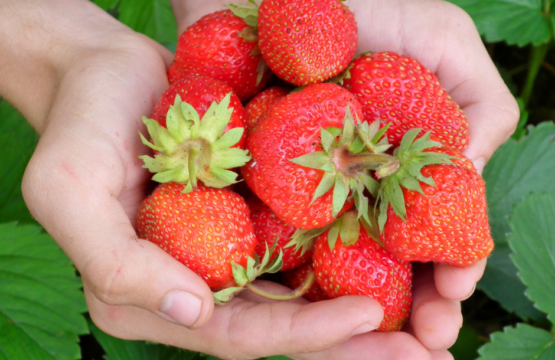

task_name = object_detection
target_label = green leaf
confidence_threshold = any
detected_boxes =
[512,98,529,141]
[449,325,483,360]
[0,223,88,360]
[89,321,198,360]
[477,323,555,360]
[0,101,38,224]
[117,0,178,49]
[508,193,555,323]
[479,122,555,319]
[448,0,551,46]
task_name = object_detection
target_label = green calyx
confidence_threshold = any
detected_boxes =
[289,209,383,253]
[212,241,284,305]
[139,93,251,193]
[376,129,456,231]
[226,0,259,28]
[289,106,396,225]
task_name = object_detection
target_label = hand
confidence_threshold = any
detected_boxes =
[343,0,519,353]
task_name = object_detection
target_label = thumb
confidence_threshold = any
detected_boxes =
[22,148,215,329]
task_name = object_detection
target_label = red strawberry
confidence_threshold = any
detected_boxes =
[138,182,257,291]
[312,212,412,332]
[248,197,312,271]
[140,75,251,191]
[244,86,289,132]
[339,52,469,150]
[377,131,493,267]
[167,10,272,101]
[282,263,329,302]
[256,0,358,86]
[242,83,376,230]
[150,74,247,149]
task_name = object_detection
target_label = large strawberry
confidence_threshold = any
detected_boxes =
[376,130,493,267]
[167,10,272,101]
[312,211,412,332]
[228,0,357,86]
[242,83,394,230]
[140,75,250,191]
[248,197,312,271]
[338,52,469,150]
[138,183,255,290]
[244,86,289,132]
[138,183,284,303]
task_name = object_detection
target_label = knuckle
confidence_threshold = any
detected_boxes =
[82,250,127,305]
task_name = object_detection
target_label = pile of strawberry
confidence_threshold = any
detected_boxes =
[136,0,493,333]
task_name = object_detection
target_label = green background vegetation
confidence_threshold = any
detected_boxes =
[1,0,555,359]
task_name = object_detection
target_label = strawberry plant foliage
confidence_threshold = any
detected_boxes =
[0,223,88,360]
[480,122,555,319]
[447,0,552,46]
[90,321,198,360]
[508,193,555,324]
[477,324,555,360]
[0,101,38,224]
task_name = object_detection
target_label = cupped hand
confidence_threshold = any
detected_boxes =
[344,0,519,352]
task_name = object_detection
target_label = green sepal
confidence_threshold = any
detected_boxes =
[376,129,458,232]
[213,287,243,305]
[212,127,244,152]
[338,211,360,246]
[320,127,336,152]
[338,106,355,147]
[332,172,349,217]
[225,0,259,28]
[288,110,397,225]
[231,260,250,287]
[213,240,283,305]
[327,220,341,251]
[287,225,331,255]
[289,151,331,170]
[198,93,233,144]
[311,172,336,205]
[328,61,354,85]
[139,93,251,190]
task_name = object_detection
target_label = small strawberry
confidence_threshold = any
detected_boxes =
[150,74,247,149]
[312,211,412,332]
[140,75,250,191]
[338,52,469,150]
[242,83,393,230]
[282,263,329,303]
[138,182,284,303]
[228,0,357,86]
[138,183,257,291]
[167,10,272,101]
[244,86,289,132]
[248,197,312,271]
[376,130,493,267]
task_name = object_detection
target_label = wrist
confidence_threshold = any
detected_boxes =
[0,0,132,132]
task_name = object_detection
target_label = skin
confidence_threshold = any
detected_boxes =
[0,0,517,359]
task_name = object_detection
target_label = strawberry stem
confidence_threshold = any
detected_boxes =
[245,270,315,301]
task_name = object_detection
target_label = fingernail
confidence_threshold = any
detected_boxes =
[472,157,487,175]
[159,290,202,327]
[351,322,377,336]
[462,283,477,301]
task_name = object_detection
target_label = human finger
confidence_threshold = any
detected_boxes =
[434,259,487,300]
[408,263,462,351]
[86,285,384,359]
